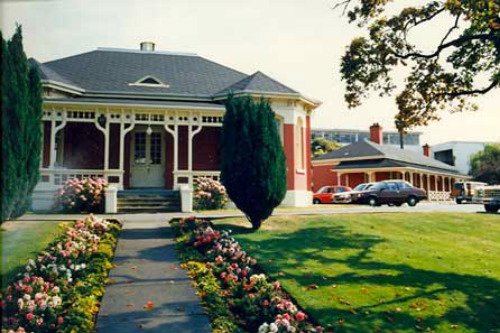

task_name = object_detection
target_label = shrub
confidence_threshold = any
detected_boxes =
[54,178,107,213]
[194,177,228,210]
[1,26,43,222]
[1,215,121,333]
[221,95,287,230]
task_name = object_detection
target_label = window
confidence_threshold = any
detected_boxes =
[129,75,169,88]
[336,187,347,193]
[295,118,305,171]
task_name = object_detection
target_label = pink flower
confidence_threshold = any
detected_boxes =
[26,313,34,321]
[57,316,64,325]
[296,311,306,321]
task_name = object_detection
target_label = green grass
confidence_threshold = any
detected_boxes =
[213,213,500,333]
[1,220,68,288]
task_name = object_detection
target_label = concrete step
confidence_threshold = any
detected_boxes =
[117,189,181,213]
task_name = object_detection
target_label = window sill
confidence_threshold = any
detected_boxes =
[296,168,306,175]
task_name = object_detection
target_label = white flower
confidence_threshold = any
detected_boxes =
[23,294,31,301]
[269,323,279,333]
[258,323,270,333]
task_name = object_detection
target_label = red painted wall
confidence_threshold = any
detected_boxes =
[109,124,120,169]
[63,123,104,169]
[306,116,312,191]
[165,131,174,189]
[375,172,390,181]
[193,127,220,170]
[284,124,295,190]
[345,173,365,188]
[312,164,336,192]
[42,121,51,168]
[178,126,188,170]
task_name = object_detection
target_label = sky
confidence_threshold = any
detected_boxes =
[2,0,499,145]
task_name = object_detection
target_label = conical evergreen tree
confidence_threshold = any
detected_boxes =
[221,95,287,230]
[1,26,43,221]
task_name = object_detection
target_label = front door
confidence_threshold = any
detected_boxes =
[130,129,165,188]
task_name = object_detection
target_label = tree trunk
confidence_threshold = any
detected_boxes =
[251,218,262,230]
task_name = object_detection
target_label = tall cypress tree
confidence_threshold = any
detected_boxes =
[221,95,287,230]
[1,26,43,221]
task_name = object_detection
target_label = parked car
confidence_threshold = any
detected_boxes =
[473,185,500,213]
[332,183,374,203]
[351,181,427,207]
[313,185,352,204]
[451,181,488,204]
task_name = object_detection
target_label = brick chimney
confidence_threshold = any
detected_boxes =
[423,144,431,157]
[369,123,383,145]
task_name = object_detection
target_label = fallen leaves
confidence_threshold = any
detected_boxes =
[130,266,138,270]
[125,303,135,308]
[143,300,155,310]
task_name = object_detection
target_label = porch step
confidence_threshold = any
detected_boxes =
[117,189,181,213]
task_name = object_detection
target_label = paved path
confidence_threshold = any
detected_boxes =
[95,214,212,333]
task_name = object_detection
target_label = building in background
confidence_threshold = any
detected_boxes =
[312,124,470,201]
[431,141,494,175]
[312,128,422,152]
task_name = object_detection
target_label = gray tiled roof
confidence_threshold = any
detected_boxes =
[216,71,299,95]
[32,48,312,102]
[314,140,462,174]
[45,98,225,110]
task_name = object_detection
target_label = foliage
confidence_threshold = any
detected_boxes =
[1,215,121,333]
[338,0,500,129]
[312,137,341,158]
[54,178,107,213]
[216,213,500,333]
[221,95,287,230]
[170,217,324,333]
[469,143,500,184]
[1,26,43,221]
[194,177,229,210]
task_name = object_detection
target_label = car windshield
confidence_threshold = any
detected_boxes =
[353,184,366,191]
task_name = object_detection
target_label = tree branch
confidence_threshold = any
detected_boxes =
[394,33,493,59]
[441,79,499,97]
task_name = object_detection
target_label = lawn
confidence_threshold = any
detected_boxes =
[213,213,500,333]
[1,220,68,289]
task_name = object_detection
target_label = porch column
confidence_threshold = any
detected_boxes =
[426,174,430,196]
[434,175,438,193]
[419,173,424,189]
[95,113,109,171]
[120,121,135,171]
[49,118,67,168]
[409,172,414,185]
[337,172,342,186]
[164,123,178,182]
[188,122,203,173]
[448,177,452,192]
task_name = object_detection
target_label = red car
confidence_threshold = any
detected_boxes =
[313,186,353,204]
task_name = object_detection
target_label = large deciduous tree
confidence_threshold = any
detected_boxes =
[470,143,500,184]
[220,95,287,230]
[312,137,341,157]
[1,26,43,221]
[338,0,500,128]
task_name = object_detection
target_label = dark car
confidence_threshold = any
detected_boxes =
[351,181,427,207]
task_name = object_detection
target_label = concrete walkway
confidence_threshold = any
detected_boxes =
[95,214,212,333]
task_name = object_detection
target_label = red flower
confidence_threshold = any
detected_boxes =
[296,311,306,321]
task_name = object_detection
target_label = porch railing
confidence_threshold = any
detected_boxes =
[37,168,124,190]
[173,170,221,189]
[428,191,451,201]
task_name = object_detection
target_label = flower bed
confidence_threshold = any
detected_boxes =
[54,178,107,213]
[1,215,121,333]
[171,217,324,333]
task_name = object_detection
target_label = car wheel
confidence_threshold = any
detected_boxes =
[485,204,499,213]
[456,198,463,204]
[368,197,378,207]
[407,196,418,207]
[394,203,403,207]
[313,198,321,205]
